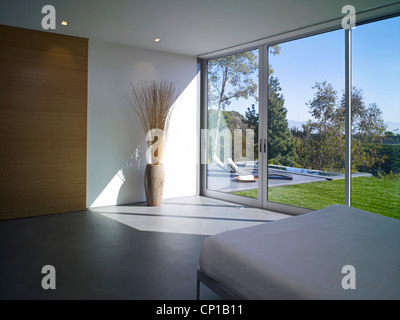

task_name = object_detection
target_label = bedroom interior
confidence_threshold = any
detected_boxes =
[0,0,399,302]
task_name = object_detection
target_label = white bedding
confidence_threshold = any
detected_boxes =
[199,205,400,300]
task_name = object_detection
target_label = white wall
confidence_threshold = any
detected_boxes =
[87,41,199,208]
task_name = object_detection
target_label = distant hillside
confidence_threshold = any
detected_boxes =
[288,120,399,133]
[386,121,400,133]
[287,120,306,130]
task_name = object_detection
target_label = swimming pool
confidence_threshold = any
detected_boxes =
[268,164,342,178]
[267,164,371,179]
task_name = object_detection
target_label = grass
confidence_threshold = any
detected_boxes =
[233,176,400,220]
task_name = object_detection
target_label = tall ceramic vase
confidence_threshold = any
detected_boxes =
[144,164,165,206]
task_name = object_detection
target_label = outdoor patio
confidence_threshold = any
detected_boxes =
[206,163,371,194]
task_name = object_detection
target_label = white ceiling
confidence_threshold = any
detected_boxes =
[0,0,398,57]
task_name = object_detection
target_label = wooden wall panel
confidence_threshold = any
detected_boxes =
[0,25,88,220]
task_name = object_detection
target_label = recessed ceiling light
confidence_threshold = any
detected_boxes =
[61,20,69,26]
[154,38,162,43]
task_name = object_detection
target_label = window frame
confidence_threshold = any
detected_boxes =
[199,10,400,215]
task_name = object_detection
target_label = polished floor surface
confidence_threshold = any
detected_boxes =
[0,196,289,300]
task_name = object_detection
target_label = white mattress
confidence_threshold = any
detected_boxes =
[199,205,400,300]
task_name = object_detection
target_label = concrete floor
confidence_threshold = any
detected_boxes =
[0,196,289,300]
[92,196,288,236]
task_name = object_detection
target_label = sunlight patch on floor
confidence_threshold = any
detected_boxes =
[91,196,290,235]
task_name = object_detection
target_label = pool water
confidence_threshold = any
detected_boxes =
[268,165,343,178]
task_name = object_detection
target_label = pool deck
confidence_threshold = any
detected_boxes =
[206,163,370,193]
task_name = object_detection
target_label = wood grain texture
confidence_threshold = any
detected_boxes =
[0,25,88,220]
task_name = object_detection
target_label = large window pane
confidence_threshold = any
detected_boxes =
[202,16,399,220]
[352,17,400,219]
[206,49,259,199]
[266,30,345,209]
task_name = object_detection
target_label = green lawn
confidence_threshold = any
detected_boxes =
[233,176,400,220]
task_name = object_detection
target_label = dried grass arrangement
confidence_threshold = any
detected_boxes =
[130,80,179,165]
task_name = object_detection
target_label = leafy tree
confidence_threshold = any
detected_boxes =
[301,81,341,171]
[208,109,247,132]
[301,81,387,172]
[376,145,400,175]
[208,108,251,161]
[339,89,387,171]
[208,46,281,161]
[223,110,248,132]
[208,51,258,158]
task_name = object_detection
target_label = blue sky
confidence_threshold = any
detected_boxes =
[270,28,344,122]
[353,16,400,128]
[272,16,399,128]
[225,16,400,132]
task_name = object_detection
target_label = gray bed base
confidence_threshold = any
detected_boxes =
[195,204,400,300]
[196,267,240,300]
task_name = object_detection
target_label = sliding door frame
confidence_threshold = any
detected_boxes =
[258,45,268,208]
[344,28,352,207]
[199,45,261,208]
[199,7,400,214]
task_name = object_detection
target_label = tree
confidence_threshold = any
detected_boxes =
[208,46,281,161]
[302,81,341,171]
[339,89,387,171]
[267,75,297,166]
[300,81,387,172]
[245,104,259,159]
[208,51,258,158]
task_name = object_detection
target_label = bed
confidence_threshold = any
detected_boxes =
[197,205,400,300]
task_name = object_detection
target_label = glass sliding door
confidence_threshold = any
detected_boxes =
[351,16,400,219]
[201,15,399,220]
[266,30,345,210]
[205,49,260,201]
